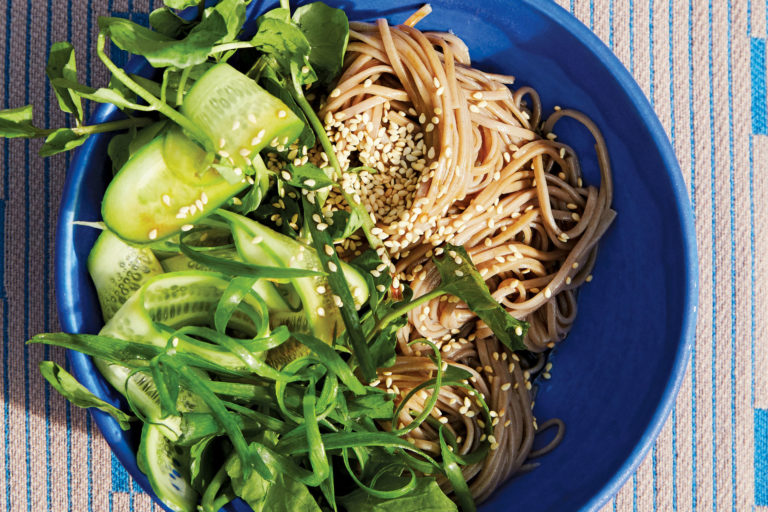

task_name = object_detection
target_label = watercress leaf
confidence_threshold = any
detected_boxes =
[340,476,458,512]
[350,249,392,310]
[149,7,193,38]
[45,42,83,121]
[228,456,322,512]
[39,128,88,157]
[250,17,316,83]
[0,105,41,138]
[283,162,335,190]
[107,129,135,174]
[209,0,248,43]
[38,361,133,430]
[433,244,528,351]
[99,11,228,68]
[292,2,349,85]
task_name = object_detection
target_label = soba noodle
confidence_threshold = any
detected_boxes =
[313,15,615,503]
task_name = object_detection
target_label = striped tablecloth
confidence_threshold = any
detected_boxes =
[0,0,765,510]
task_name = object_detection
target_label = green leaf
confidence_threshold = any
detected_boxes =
[39,128,88,157]
[282,163,335,190]
[340,476,458,512]
[209,0,248,43]
[38,361,133,430]
[107,130,135,174]
[0,105,41,138]
[433,244,528,351]
[99,12,228,69]
[227,456,322,512]
[250,16,316,83]
[149,7,193,38]
[293,2,349,85]
[45,42,83,121]
[257,60,315,148]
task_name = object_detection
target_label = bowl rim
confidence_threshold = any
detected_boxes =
[54,1,698,511]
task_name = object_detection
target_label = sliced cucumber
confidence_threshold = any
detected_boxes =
[100,271,268,348]
[87,229,165,322]
[181,63,304,183]
[137,423,198,512]
[102,127,248,244]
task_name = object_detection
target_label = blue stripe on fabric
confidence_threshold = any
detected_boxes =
[23,1,33,509]
[3,0,13,506]
[111,453,131,493]
[589,0,594,30]
[725,1,737,510]
[629,0,635,74]
[687,0,698,509]
[751,38,766,134]
[668,0,678,509]
[706,0,718,509]
[756,409,768,505]
[748,5,759,509]
[648,2,658,508]
[609,0,614,49]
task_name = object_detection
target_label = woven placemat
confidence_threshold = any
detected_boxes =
[1,0,765,510]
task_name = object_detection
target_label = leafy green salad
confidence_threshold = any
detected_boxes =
[1,1,530,511]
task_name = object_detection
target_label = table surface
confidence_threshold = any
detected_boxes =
[1,0,765,511]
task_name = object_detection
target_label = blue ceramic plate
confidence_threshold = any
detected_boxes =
[55,1,697,511]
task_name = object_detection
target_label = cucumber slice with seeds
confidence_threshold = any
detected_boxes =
[102,128,248,244]
[88,229,165,322]
[181,63,304,183]
[138,423,198,512]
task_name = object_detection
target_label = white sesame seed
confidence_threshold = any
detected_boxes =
[281,171,292,181]
[317,307,326,317]
[328,261,338,272]
[248,113,258,124]
[586,274,593,282]
[330,88,341,98]
[161,194,171,206]
[515,326,523,336]
[148,229,158,240]
[277,110,287,119]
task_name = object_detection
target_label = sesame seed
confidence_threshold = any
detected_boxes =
[317,307,326,317]
[219,150,230,158]
[571,212,581,221]
[369,379,380,387]
[219,138,226,149]
[330,88,341,98]
[566,277,572,285]
[436,86,445,96]
[281,171,292,181]
[586,274,594,282]
[148,229,158,240]
[501,382,512,391]
[455,270,464,277]
[277,110,287,119]
[233,167,243,176]
[239,148,251,157]
[469,105,480,113]
[544,288,552,298]
[181,224,194,231]
[376,284,386,292]
[304,179,316,187]
[328,261,338,272]
[248,113,258,124]
[301,65,310,74]
[324,244,334,256]
[316,285,326,294]
[161,194,171,206]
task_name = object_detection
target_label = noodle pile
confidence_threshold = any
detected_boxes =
[316,13,615,503]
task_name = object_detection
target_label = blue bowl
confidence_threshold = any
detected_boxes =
[55,1,697,511]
